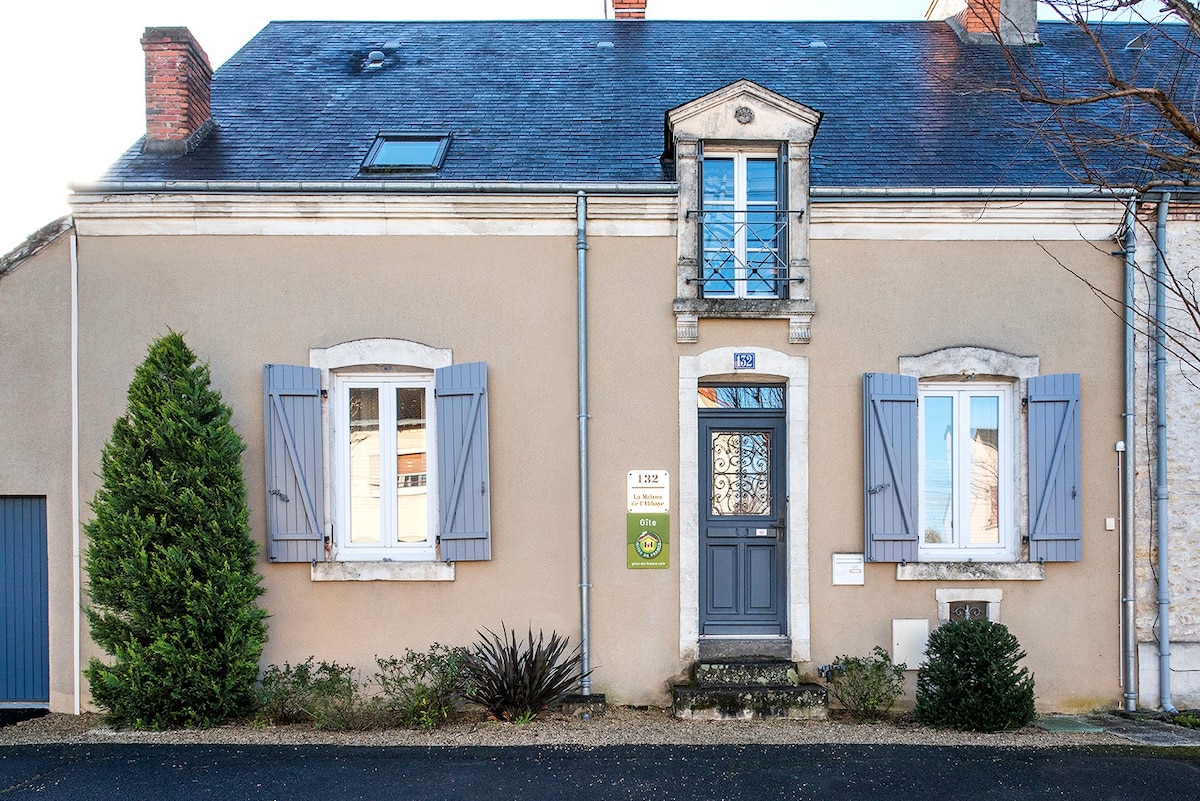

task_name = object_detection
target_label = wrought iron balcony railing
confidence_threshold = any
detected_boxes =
[688,209,792,298]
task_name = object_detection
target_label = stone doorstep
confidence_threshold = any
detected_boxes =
[693,658,800,688]
[672,683,829,721]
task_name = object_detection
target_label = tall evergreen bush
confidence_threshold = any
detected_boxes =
[84,332,266,728]
[915,619,1036,732]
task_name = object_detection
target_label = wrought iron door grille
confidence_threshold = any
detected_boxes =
[710,431,772,516]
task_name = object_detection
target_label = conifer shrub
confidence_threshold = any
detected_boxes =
[84,332,267,729]
[915,619,1036,732]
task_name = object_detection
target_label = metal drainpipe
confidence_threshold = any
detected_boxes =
[1121,200,1137,712]
[70,229,81,715]
[1154,194,1178,714]
[576,191,592,700]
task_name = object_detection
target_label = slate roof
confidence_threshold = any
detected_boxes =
[101,19,1191,189]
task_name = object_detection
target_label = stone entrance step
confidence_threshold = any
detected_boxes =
[672,658,827,720]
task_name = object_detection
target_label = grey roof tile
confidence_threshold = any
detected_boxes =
[102,20,1194,188]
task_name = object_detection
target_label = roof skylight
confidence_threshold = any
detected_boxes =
[361,134,450,172]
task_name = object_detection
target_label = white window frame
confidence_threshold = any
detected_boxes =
[917,381,1017,562]
[333,371,437,562]
[701,148,783,299]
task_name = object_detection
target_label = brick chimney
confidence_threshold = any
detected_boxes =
[925,0,1039,45]
[613,0,647,20]
[141,27,214,155]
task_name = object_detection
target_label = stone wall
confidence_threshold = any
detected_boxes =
[1133,204,1200,707]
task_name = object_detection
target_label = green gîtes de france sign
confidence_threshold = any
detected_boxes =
[627,513,669,569]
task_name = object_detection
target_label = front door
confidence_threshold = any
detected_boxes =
[698,387,786,636]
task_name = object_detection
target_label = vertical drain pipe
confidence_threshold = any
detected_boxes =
[1121,200,1137,712]
[1154,194,1178,714]
[70,229,81,715]
[576,191,592,698]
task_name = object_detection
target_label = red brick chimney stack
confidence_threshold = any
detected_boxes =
[925,0,1039,45]
[141,27,214,155]
[613,0,647,20]
[962,0,1000,36]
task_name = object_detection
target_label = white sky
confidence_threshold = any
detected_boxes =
[1,0,1163,253]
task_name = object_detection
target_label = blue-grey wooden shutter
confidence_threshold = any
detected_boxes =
[1,496,49,704]
[863,373,919,562]
[435,362,491,561]
[263,364,325,563]
[1027,373,1083,562]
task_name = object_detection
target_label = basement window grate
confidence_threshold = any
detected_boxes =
[948,600,989,622]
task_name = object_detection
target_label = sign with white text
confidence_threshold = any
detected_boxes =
[627,513,670,569]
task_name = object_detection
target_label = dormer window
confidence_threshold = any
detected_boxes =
[699,149,785,298]
[666,80,821,344]
[361,134,450,172]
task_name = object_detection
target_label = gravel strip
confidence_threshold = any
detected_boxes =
[0,707,1129,749]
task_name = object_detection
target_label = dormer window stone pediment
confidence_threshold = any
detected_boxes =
[667,81,822,344]
[665,79,823,148]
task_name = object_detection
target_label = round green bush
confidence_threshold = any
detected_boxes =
[915,619,1036,732]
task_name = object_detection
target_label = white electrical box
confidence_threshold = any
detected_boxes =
[832,553,865,585]
[892,618,929,670]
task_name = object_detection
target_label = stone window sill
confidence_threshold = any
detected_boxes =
[311,561,455,582]
[896,562,1045,581]
[673,298,816,344]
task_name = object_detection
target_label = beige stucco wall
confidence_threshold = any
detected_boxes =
[699,237,1124,712]
[13,198,1127,714]
[1133,209,1200,708]
[0,233,75,712]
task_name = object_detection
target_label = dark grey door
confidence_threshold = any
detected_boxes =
[1,496,49,705]
[699,389,786,636]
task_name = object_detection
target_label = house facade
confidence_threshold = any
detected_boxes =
[2,0,1195,714]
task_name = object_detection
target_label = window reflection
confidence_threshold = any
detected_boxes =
[395,387,428,543]
[698,386,785,409]
[349,387,382,543]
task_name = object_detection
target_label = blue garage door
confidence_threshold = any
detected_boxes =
[1,497,49,705]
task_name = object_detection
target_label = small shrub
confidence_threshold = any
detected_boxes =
[374,644,471,729]
[256,658,375,730]
[464,625,589,722]
[915,619,1036,732]
[821,646,906,721]
[1171,712,1200,730]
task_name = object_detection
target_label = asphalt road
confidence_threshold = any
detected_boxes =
[2,743,1198,800]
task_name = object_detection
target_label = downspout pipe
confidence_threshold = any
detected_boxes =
[1121,200,1137,713]
[70,230,81,715]
[576,191,592,698]
[1154,194,1178,714]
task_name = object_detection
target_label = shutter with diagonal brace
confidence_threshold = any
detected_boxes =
[1027,373,1083,562]
[263,364,325,563]
[436,362,491,561]
[863,373,919,562]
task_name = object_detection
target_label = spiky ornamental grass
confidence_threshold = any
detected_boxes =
[84,332,266,729]
[465,625,588,722]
